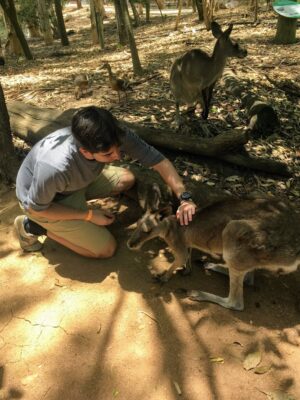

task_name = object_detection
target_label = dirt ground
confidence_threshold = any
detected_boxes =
[1,186,300,400]
[1,2,300,400]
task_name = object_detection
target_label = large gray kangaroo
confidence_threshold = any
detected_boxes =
[127,198,300,311]
[170,21,247,124]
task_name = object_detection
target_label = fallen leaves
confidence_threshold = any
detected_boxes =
[243,350,262,371]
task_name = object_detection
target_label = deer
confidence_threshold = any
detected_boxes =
[127,197,300,311]
[170,21,247,126]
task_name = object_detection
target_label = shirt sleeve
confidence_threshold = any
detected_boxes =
[120,127,165,167]
[25,162,68,211]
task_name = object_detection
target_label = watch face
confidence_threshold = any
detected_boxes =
[181,192,192,201]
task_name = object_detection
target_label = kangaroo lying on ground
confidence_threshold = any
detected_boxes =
[127,198,300,310]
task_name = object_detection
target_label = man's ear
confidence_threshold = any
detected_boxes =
[79,147,94,160]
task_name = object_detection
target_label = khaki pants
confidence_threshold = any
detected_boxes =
[24,166,127,255]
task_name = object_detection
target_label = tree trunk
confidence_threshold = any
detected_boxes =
[145,0,151,22]
[37,0,54,45]
[128,0,141,26]
[76,0,82,9]
[0,84,19,183]
[90,0,105,48]
[49,2,60,39]
[274,15,297,44]
[194,0,204,21]
[27,23,42,39]
[174,0,182,30]
[0,38,3,57]
[119,0,143,75]
[202,0,213,29]
[54,0,69,46]
[4,30,22,57]
[3,11,22,56]
[6,100,291,177]
[0,0,33,59]
[154,0,165,21]
[114,0,128,45]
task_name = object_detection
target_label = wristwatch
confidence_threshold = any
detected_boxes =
[179,191,193,203]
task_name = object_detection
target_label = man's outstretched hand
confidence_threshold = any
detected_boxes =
[176,201,196,226]
[90,210,115,226]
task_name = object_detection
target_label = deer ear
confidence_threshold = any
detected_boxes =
[211,21,223,39]
[224,24,233,38]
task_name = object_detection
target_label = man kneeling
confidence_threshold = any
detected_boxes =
[15,106,196,258]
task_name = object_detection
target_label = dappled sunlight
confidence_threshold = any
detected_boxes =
[1,2,300,399]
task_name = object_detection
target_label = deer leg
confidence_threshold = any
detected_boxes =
[188,268,246,311]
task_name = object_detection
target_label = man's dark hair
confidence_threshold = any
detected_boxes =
[71,106,123,153]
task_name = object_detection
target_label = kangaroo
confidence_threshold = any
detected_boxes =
[74,73,89,100]
[170,21,247,125]
[127,198,300,311]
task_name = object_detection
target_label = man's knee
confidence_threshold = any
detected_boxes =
[93,237,117,259]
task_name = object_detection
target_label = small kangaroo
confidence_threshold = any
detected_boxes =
[127,198,300,311]
[170,21,247,124]
[74,73,89,100]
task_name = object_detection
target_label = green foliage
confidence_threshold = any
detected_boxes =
[16,0,39,26]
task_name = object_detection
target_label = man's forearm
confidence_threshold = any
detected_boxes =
[152,158,186,199]
[28,203,88,221]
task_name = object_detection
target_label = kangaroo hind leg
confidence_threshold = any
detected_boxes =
[189,220,255,310]
[189,268,246,310]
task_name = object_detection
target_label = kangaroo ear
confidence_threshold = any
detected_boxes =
[159,204,173,218]
[151,183,162,211]
[211,21,223,39]
[224,24,233,38]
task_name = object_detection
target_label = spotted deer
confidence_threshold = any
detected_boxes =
[127,198,300,311]
[170,21,247,125]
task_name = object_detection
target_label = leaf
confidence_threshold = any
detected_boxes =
[254,365,271,374]
[233,341,243,347]
[210,357,224,364]
[243,351,262,370]
[173,381,182,395]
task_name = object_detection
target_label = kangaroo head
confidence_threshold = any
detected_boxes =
[127,207,173,250]
[211,21,247,59]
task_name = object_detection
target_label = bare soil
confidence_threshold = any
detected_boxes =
[1,3,300,400]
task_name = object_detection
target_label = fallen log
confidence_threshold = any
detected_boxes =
[7,100,291,176]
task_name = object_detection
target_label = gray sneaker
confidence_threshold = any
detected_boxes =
[14,215,43,252]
